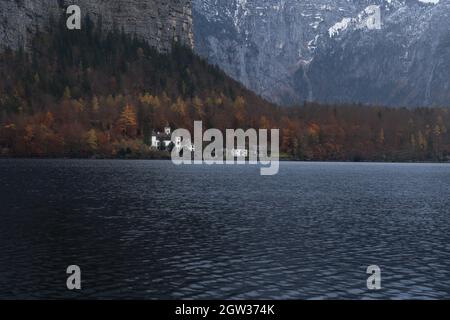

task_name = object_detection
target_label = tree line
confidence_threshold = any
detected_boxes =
[0,15,449,161]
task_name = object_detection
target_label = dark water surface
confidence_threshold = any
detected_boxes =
[0,159,450,299]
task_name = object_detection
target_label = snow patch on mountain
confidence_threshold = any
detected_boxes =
[329,17,352,37]
[329,5,381,38]
[418,0,439,4]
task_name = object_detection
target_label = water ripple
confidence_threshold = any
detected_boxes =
[0,160,450,299]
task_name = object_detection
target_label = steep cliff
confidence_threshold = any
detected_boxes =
[0,0,193,52]
[297,0,450,107]
[194,0,450,107]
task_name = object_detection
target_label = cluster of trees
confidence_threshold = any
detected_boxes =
[0,16,449,161]
[278,104,449,161]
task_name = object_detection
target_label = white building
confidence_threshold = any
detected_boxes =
[230,148,248,157]
[151,127,172,150]
[173,136,195,152]
[151,127,197,152]
[151,135,160,148]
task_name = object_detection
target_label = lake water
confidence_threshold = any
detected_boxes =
[0,159,449,299]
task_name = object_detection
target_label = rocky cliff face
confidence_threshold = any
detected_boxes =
[299,0,450,107]
[194,0,450,107]
[0,0,194,52]
[194,0,322,105]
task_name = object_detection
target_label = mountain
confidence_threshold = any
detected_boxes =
[1,0,449,162]
[193,0,450,107]
[0,0,194,52]
[0,13,277,158]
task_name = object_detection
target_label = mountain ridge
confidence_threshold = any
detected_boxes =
[194,0,450,107]
[1,7,449,162]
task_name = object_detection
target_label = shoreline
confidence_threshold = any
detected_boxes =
[0,157,449,165]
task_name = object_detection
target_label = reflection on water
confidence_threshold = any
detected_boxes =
[0,160,450,299]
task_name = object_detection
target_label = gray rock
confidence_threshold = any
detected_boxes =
[194,0,450,107]
[0,0,194,52]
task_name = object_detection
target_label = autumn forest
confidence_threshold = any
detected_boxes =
[0,16,449,162]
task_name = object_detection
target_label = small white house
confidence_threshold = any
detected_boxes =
[150,127,195,152]
[151,127,172,150]
[173,136,195,152]
[151,135,160,148]
[230,148,248,157]
[174,136,182,149]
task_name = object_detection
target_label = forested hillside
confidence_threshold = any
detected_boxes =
[0,16,449,161]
